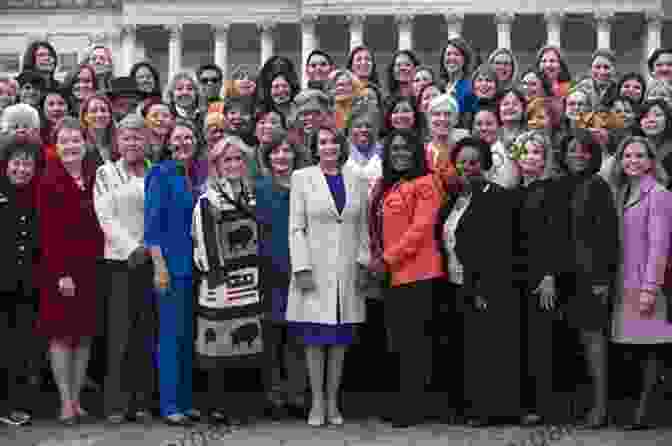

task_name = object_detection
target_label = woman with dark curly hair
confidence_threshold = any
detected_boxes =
[130,62,162,99]
[22,40,59,90]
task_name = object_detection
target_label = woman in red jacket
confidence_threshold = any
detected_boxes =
[36,116,104,425]
[369,128,453,427]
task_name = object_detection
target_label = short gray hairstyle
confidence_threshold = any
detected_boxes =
[117,113,145,130]
[0,103,40,130]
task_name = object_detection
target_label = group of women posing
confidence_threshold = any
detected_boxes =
[1,35,672,432]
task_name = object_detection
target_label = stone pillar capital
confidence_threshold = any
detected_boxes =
[257,20,277,33]
[165,24,183,39]
[346,14,366,26]
[120,24,136,36]
[212,23,230,36]
[594,11,615,27]
[88,32,107,45]
[394,14,414,26]
[494,12,516,25]
[443,12,464,25]
[645,9,664,28]
[543,11,565,25]
[300,14,319,27]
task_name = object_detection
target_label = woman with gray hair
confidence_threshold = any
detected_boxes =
[164,71,205,139]
[0,103,42,159]
[94,114,155,424]
[579,50,619,108]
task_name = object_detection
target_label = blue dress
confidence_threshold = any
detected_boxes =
[288,173,356,346]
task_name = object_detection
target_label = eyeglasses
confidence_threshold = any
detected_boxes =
[200,77,221,85]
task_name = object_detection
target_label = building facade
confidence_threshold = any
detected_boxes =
[0,0,671,86]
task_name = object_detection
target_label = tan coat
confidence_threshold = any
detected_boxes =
[286,164,370,324]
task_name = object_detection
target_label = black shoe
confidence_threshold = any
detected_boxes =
[184,409,201,422]
[265,403,288,421]
[209,410,230,425]
[623,422,655,431]
[521,413,543,426]
[163,414,194,427]
[467,417,493,428]
[390,417,422,428]
[0,411,31,426]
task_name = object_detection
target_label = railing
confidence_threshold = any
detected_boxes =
[0,0,121,9]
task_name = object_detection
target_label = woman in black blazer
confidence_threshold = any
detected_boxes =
[555,129,619,428]
[436,137,519,426]
[0,142,41,426]
[509,130,564,426]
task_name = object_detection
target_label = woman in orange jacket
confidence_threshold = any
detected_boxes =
[368,128,455,428]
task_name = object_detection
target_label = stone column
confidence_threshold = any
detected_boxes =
[643,10,664,78]
[120,24,136,75]
[594,11,614,50]
[136,30,146,63]
[495,12,515,50]
[395,14,414,51]
[166,24,183,80]
[544,11,564,48]
[346,14,365,52]
[645,10,663,59]
[258,20,276,67]
[212,24,230,80]
[444,12,464,39]
[301,14,318,87]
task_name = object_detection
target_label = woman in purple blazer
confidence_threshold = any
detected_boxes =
[606,135,672,430]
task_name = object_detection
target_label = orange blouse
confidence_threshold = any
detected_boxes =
[381,174,446,286]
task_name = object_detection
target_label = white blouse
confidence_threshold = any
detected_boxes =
[94,160,146,261]
[443,193,472,285]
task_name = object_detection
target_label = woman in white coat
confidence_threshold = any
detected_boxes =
[286,125,370,427]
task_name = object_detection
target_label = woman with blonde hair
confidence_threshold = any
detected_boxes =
[192,134,263,426]
[509,130,564,426]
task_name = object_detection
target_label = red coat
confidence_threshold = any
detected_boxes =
[36,157,103,339]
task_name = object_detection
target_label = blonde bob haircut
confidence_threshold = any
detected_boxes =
[512,129,556,181]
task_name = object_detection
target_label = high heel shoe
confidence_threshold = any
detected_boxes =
[163,413,194,427]
[326,407,344,426]
[576,408,608,430]
[307,407,325,427]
